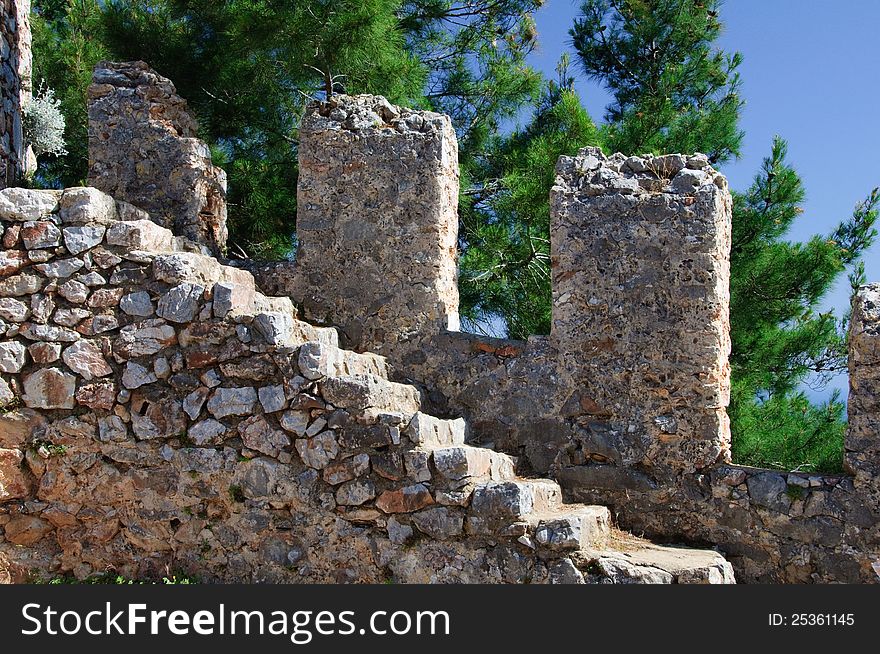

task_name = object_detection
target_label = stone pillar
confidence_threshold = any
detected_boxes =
[1,0,33,188]
[294,95,459,356]
[87,61,227,255]
[550,147,732,474]
[847,284,880,505]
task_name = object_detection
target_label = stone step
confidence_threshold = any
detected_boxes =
[297,341,389,381]
[320,374,421,417]
[403,412,466,448]
[470,479,563,523]
[524,505,611,552]
[430,445,516,483]
[152,251,256,290]
[585,532,735,584]
[250,310,339,348]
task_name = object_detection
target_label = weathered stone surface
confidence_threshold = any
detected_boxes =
[551,146,732,473]
[87,287,124,308]
[0,189,59,221]
[63,224,106,254]
[182,387,210,420]
[4,515,52,546]
[238,416,289,458]
[114,319,177,358]
[20,220,61,249]
[58,187,118,224]
[62,340,112,380]
[131,392,186,440]
[0,249,27,276]
[105,220,174,252]
[411,507,463,539]
[122,361,157,389]
[291,95,459,355]
[0,448,29,500]
[0,272,42,296]
[0,341,26,373]
[57,279,89,303]
[746,472,790,513]
[120,291,154,317]
[157,283,204,323]
[21,367,76,409]
[28,342,61,364]
[0,297,29,322]
[594,558,673,584]
[0,378,16,407]
[213,281,254,317]
[376,483,434,514]
[98,415,128,442]
[153,253,221,285]
[258,384,286,413]
[323,453,370,485]
[75,380,116,410]
[295,431,339,469]
[335,478,376,506]
[279,410,310,436]
[188,419,227,446]
[207,386,257,418]
[35,257,85,278]
[88,61,227,254]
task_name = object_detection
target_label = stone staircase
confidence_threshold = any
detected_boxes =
[158,246,734,583]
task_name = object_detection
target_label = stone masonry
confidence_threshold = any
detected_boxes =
[551,148,732,475]
[87,61,228,255]
[0,0,33,188]
[848,284,880,508]
[291,95,460,355]
[251,94,880,583]
[0,62,736,584]
[0,184,734,584]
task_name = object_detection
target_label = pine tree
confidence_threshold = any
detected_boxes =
[459,55,599,337]
[571,0,744,163]
[729,139,878,471]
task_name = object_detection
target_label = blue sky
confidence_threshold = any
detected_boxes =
[528,0,880,401]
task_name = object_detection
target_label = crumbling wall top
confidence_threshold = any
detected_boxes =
[554,146,728,199]
[302,94,452,137]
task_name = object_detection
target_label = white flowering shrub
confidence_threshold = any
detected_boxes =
[22,84,67,158]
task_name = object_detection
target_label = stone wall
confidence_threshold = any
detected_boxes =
[0,184,736,584]
[848,284,880,508]
[251,101,880,582]
[290,95,460,356]
[550,148,732,475]
[87,61,228,255]
[0,0,33,188]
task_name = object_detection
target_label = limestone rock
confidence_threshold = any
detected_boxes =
[62,340,113,380]
[58,187,118,224]
[22,367,76,409]
[0,341,26,373]
[0,188,60,221]
[238,416,289,458]
[0,448,29,500]
[156,283,204,323]
[120,291,154,317]
[207,386,257,419]
[295,431,339,469]
[21,220,61,249]
[63,225,106,255]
